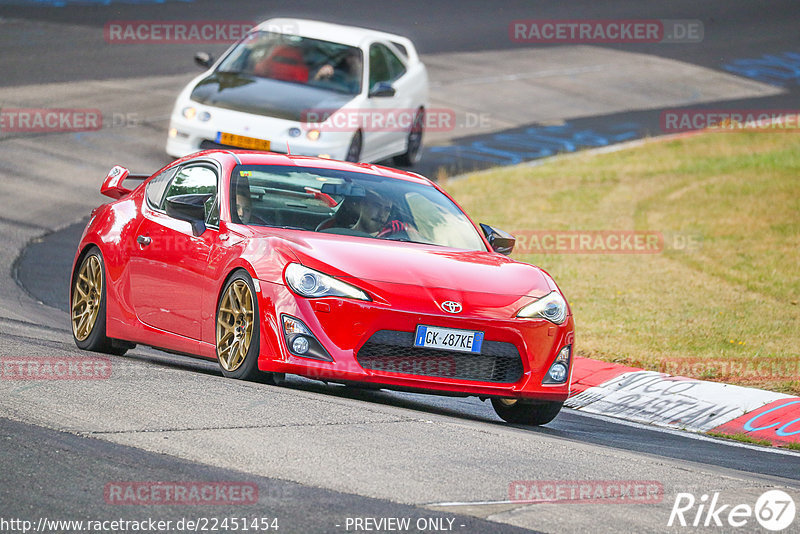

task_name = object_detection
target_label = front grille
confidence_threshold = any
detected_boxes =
[356,330,524,383]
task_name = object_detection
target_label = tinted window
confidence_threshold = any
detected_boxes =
[369,44,405,88]
[145,167,177,210]
[215,31,363,95]
[163,165,218,223]
[384,46,406,79]
[229,165,486,251]
[369,44,391,88]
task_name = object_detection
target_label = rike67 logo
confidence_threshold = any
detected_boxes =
[668,490,796,531]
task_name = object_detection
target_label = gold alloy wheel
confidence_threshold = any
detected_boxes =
[216,279,255,372]
[71,254,103,342]
[498,399,518,407]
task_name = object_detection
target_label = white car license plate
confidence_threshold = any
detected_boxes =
[414,325,484,353]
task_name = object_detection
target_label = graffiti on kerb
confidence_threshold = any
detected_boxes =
[429,122,640,166]
[723,51,800,86]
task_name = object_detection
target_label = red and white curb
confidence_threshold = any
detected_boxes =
[568,357,800,447]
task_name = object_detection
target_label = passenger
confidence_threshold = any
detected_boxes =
[233,176,254,224]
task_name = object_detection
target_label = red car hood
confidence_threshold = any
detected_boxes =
[264,231,552,297]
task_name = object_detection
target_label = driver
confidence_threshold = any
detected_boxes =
[351,189,392,236]
[312,48,362,93]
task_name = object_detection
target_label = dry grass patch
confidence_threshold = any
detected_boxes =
[445,132,800,394]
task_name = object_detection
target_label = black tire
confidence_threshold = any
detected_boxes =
[491,398,563,425]
[71,248,128,356]
[393,108,424,167]
[345,130,362,162]
[215,270,279,384]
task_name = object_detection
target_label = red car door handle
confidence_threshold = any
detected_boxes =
[137,235,151,246]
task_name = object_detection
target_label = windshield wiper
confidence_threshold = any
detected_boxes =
[256,224,307,231]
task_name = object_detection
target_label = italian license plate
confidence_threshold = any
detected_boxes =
[414,325,484,354]
[217,132,270,151]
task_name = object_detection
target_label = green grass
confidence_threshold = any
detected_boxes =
[783,442,800,451]
[444,131,800,395]
[706,431,774,447]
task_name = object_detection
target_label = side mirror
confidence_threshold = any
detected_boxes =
[480,223,515,255]
[368,81,396,98]
[194,52,214,69]
[165,194,212,236]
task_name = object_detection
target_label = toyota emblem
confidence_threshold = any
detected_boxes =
[441,301,462,314]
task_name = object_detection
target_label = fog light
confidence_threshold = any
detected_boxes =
[306,129,321,141]
[280,314,333,361]
[168,128,178,138]
[292,336,310,354]
[543,344,571,384]
[548,362,567,383]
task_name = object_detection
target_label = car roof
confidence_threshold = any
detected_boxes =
[255,18,415,51]
[196,150,433,186]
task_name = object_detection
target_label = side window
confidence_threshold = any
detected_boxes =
[389,41,408,60]
[206,198,220,227]
[145,167,177,210]
[163,165,219,224]
[369,44,391,88]
[369,44,405,89]
[384,46,406,80]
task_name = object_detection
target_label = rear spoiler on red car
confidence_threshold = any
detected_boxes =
[100,165,149,199]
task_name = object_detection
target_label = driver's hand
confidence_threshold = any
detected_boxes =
[315,64,334,80]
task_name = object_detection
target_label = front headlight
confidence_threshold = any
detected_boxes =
[284,263,370,301]
[182,106,197,120]
[516,291,568,324]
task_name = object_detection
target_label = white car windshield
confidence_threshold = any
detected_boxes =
[217,31,363,95]
[230,165,487,252]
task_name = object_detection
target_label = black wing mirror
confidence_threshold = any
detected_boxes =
[194,52,214,69]
[165,194,212,236]
[368,82,396,98]
[480,223,515,255]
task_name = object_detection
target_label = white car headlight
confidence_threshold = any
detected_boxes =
[182,106,197,120]
[516,291,568,324]
[284,263,370,301]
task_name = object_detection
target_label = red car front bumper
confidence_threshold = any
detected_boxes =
[255,283,574,402]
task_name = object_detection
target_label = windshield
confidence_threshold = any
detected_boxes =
[217,31,363,95]
[229,165,487,251]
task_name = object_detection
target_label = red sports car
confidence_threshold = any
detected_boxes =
[71,150,574,424]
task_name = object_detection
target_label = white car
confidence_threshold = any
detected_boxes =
[166,18,429,165]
